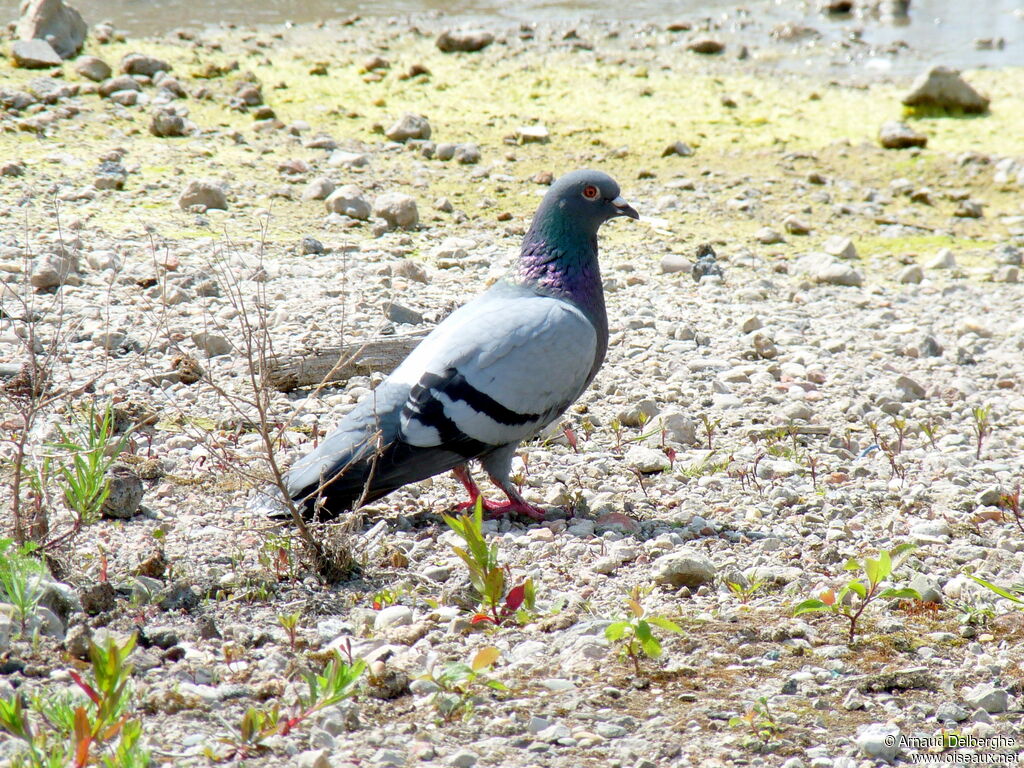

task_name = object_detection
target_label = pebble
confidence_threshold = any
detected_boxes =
[373,193,419,229]
[325,185,372,219]
[897,264,923,283]
[150,108,187,137]
[436,29,494,52]
[687,38,725,54]
[783,216,810,235]
[303,177,336,201]
[902,65,990,113]
[963,683,1008,713]
[178,179,228,211]
[624,445,670,473]
[855,722,900,762]
[101,465,143,519]
[652,549,716,588]
[879,120,927,149]
[74,55,112,81]
[659,253,691,274]
[517,125,550,144]
[374,605,413,631]
[12,39,63,68]
[385,112,431,142]
[926,248,957,269]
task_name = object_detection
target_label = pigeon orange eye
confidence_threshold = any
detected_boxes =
[582,185,599,200]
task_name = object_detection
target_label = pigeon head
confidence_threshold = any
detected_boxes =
[536,169,639,236]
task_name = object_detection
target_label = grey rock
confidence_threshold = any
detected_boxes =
[624,446,670,473]
[935,701,970,723]
[955,199,983,218]
[79,582,117,615]
[926,248,956,269]
[653,549,716,588]
[855,723,900,762]
[783,215,810,235]
[303,176,336,201]
[11,39,63,68]
[516,125,550,144]
[454,143,481,164]
[661,410,697,445]
[384,301,423,325]
[74,55,111,81]
[897,264,923,283]
[373,193,419,229]
[178,179,227,211]
[894,374,926,401]
[618,398,659,427]
[436,29,494,53]
[325,185,372,219]
[964,683,1008,713]
[447,750,478,768]
[192,331,232,357]
[147,626,179,649]
[300,236,324,255]
[101,464,143,519]
[108,89,139,107]
[121,53,171,77]
[994,265,1020,283]
[65,623,92,660]
[687,38,725,54]
[373,605,412,631]
[755,227,784,244]
[815,259,863,286]
[327,150,370,168]
[392,259,430,283]
[902,66,990,113]
[823,235,857,260]
[385,112,431,142]
[879,120,927,149]
[158,582,200,612]
[34,605,65,639]
[435,142,456,161]
[908,574,941,604]
[662,140,694,157]
[30,252,79,289]
[98,75,141,98]
[660,253,690,274]
[149,108,187,137]
[16,0,87,59]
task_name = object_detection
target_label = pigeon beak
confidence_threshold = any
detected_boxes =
[611,196,640,220]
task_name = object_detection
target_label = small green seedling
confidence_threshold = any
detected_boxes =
[794,544,920,642]
[726,578,765,605]
[972,405,992,460]
[278,611,301,651]
[442,499,535,625]
[729,696,782,746]
[0,538,47,634]
[605,587,684,673]
[421,646,508,722]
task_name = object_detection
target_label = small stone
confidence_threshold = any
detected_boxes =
[755,227,784,244]
[739,315,762,333]
[303,176,336,201]
[374,605,413,631]
[98,75,141,97]
[101,465,143,519]
[516,125,550,144]
[902,66,990,113]
[192,331,232,357]
[662,141,694,157]
[964,683,1008,713]
[897,264,923,283]
[79,582,117,615]
[296,748,331,768]
[325,185,371,219]
[783,216,810,235]
[327,150,370,168]
[385,112,431,142]
[879,120,927,149]
[435,142,456,161]
[393,259,429,283]
[653,549,716,588]
[823,235,857,260]
[624,446,670,473]
[149,109,187,137]
[157,582,200,612]
[16,0,88,59]
[815,261,863,286]
[994,265,1020,283]
[454,143,481,164]
[908,574,942,604]
[178,179,227,211]
[659,253,690,274]
[436,29,494,53]
[11,39,63,68]
[935,701,970,723]
[434,197,454,213]
[855,722,900,762]
[384,301,423,325]
[121,53,171,77]
[750,331,778,359]
[926,248,957,269]
[447,750,478,768]
[300,236,324,255]
[687,38,725,54]
[618,399,659,428]
[954,199,983,218]
[74,55,111,81]
[373,193,419,229]
[108,89,139,107]
[661,410,697,445]
[65,624,92,660]
[918,335,943,357]
[894,374,926,401]
[30,252,79,289]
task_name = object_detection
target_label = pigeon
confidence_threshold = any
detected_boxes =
[691,242,723,283]
[276,169,638,522]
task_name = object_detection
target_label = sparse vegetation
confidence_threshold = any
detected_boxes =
[604,587,684,673]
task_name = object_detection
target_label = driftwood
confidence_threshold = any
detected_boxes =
[261,331,429,392]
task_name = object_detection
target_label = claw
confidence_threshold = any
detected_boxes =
[455,497,547,521]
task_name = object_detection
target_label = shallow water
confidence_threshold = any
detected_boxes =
[3,0,1022,73]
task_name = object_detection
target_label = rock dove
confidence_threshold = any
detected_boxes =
[277,169,638,522]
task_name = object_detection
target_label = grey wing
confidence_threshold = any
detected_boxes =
[390,293,598,450]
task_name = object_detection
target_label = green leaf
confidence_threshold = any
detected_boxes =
[646,616,684,634]
[846,580,867,599]
[864,556,881,586]
[635,620,662,658]
[968,574,1024,605]
[889,543,917,562]
[605,621,630,641]
[880,587,921,600]
[843,558,861,572]
[471,646,500,672]
[485,679,508,691]
[877,549,893,582]
[792,599,829,615]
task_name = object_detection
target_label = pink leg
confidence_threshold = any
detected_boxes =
[450,465,546,521]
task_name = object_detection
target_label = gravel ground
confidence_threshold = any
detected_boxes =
[2,8,1024,768]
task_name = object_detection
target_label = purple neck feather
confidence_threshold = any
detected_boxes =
[514,218,609,377]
